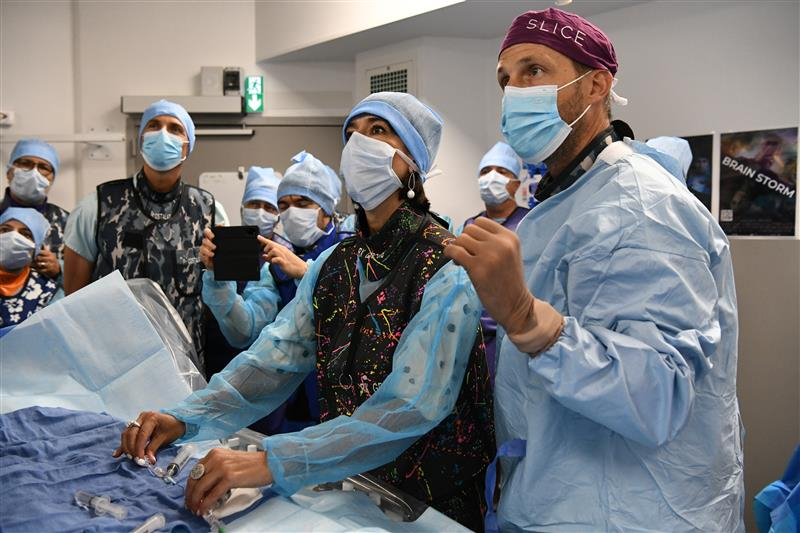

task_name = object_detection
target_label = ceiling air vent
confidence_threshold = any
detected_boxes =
[366,61,415,95]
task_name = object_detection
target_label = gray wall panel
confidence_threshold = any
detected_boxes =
[731,238,800,531]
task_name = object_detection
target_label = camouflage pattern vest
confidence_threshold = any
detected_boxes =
[93,174,214,370]
[42,203,70,259]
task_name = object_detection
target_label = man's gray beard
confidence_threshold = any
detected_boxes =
[544,95,590,174]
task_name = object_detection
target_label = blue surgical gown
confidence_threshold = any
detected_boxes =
[165,244,483,497]
[494,140,744,532]
[201,262,282,348]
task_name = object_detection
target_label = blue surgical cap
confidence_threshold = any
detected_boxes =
[0,207,49,251]
[479,142,522,177]
[9,139,60,176]
[343,92,443,177]
[242,166,280,209]
[138,100,196,154]
[278,151,340,215]
[646,137,693,179]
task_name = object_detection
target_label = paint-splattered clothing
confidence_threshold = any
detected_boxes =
[166,205,494,531]
[314,205,495,529]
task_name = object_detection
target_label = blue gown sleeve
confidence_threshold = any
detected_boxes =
[528,244,721,448]
[163,246,338,441]
[201,263,281,348]
[263,262,482,496]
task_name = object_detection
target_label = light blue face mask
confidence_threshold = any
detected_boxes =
[241,207,278,237]
[140,128,187,171]
[501,70,592,165]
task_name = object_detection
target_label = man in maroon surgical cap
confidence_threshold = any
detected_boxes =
[446,8,743,532]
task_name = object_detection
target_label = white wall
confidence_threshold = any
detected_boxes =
[481,1,800,144]
[596,1,799,139]
[255,0,463,61]
[356,37,500,226]
[353,1,800,227]
[72,1,260,200]
[0,0,77,209]
[417,37,502,226]
[0,0,355,210]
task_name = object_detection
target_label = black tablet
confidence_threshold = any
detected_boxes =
[213,226,261,281]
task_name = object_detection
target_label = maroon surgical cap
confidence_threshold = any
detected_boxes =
[499,7,618,75]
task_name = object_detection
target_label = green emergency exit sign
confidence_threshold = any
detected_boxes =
[245,76,263,113]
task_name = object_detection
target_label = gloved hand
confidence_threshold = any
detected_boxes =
[444,217,563,355]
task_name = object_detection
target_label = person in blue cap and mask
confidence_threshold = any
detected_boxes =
[458,141,530,383]
[115,92,494,532]
[63,100,226,373]
[200,152,353,433]
[447,7,743,532]
[201,166,286,380]
[271,150,353,299]
[201,166,285,350]
[0,207,59,330]
[2,139,69,287]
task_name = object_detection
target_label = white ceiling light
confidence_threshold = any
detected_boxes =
[555,0,573,6]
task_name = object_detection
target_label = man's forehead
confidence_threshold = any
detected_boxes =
[146,115,185,128]
[497,43,567,72]
[15,155,51,165]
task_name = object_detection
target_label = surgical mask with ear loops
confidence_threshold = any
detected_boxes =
[280,206,329,249]
[141,128,188,171]
[501,70,592,164]
[10,167,50,204]
[479,170,516,206]
[0,231,36,271]
[339,132,421,211]
[241,208,278,237]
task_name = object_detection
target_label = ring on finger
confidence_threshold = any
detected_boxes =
[190,462,205,480]
[126,419,142,429]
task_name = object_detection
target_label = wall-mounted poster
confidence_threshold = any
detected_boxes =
[681,134,713,211]
[719,127,797,236]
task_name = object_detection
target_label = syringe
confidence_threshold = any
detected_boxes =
[74,491,128,520]
[163,443,197,482]
[203,510,227,533]
[128,512,165,533]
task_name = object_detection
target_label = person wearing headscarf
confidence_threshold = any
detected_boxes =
[2,139,69,288]
[446,7,743,532]
[63,100,226,372]
[0,207,59,329]
[457,141,530,383]
[116,92,495,531]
